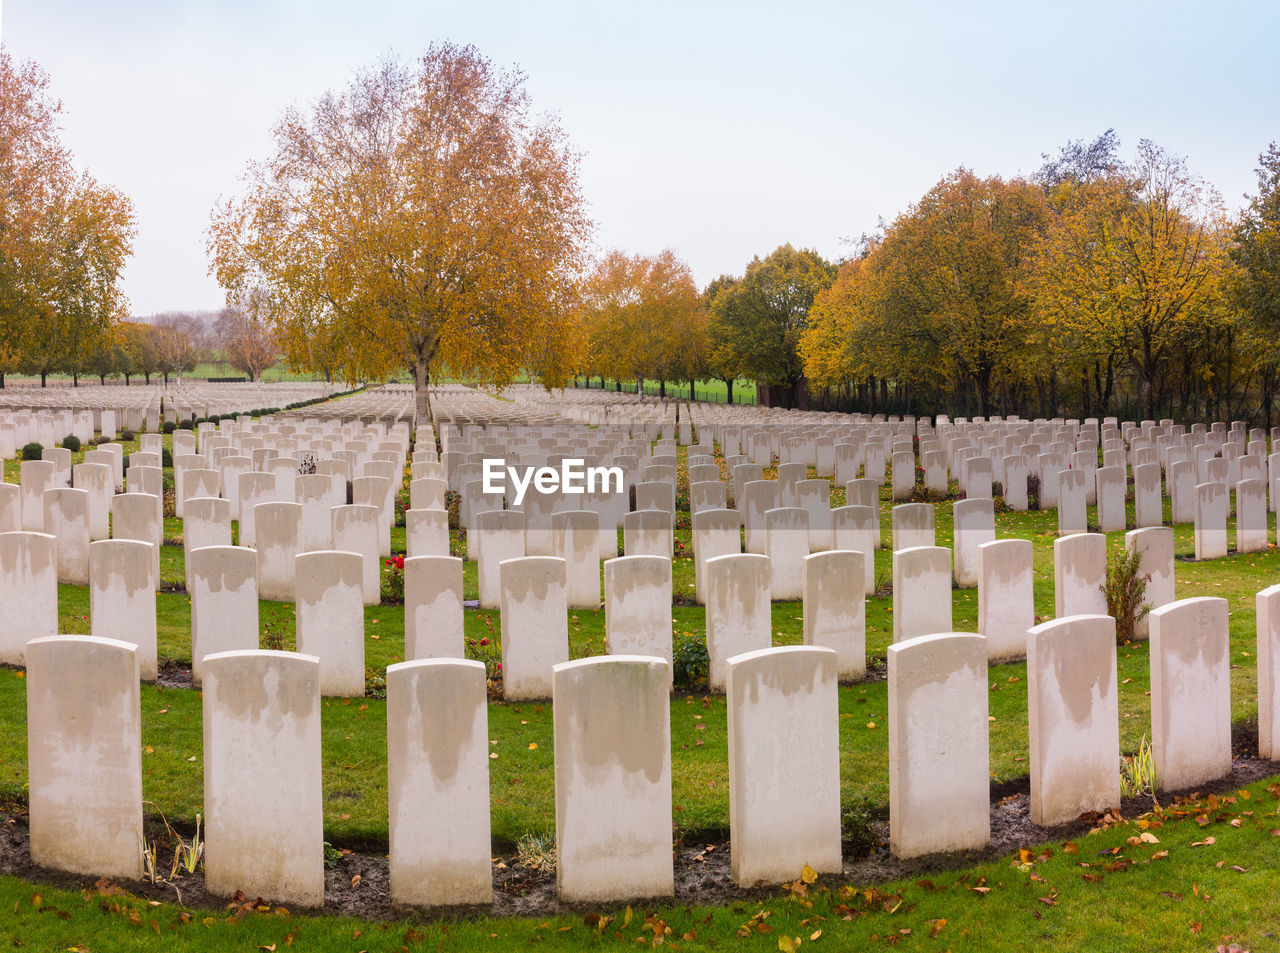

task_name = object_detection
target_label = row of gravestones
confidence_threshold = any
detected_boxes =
[0,382,343,447]
[27,588,1278,907]
[9,427,416,589]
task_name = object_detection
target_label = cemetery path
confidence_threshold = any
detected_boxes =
[1,754,1277,920]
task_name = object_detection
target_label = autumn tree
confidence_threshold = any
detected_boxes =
[216,288,280,381]
[151,312,201,384]
[580,249,700,396]
[709,244,835,408]
[119,320,158,384]
[209,44,592,423]
[701,274,742,403]
[0,51,134,386]
[1029,140,1230,418]
[1232,142,1280,428]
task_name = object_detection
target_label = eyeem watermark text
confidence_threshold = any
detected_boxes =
[482,458,624,506]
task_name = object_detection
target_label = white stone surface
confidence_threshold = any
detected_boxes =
[296,550,365,696]
[202,650,324,906]
[977,538,1034,661]
[1054,532,1106,618]
[190,545,260,686]
[0,531,57,665]
[892,545,952,643]
[553,656,673,902]
[727,646,841,885]
[952,497,994,589]
[1027,615,1120,825]
[404,555,464,660]
[704,553,771,692]
[1149,597,1231,791]
[89,538,158,680]
[499,556,568,700]
[26,635,143,879]
[802,550,866,679]
[603,555,672,669]
[387,658,492,907]
[888,632,989,858]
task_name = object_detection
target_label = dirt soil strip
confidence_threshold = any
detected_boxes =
[2,756,1276,921]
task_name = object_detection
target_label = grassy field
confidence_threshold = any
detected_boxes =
[1,431,1278,949]
[576,378,759,404]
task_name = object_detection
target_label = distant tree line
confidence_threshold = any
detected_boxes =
[574,133,1280,427]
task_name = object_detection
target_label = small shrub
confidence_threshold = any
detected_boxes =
[515,832,556,874]
[1026,472,1041,511]
[672,636,709,690]
[119,429,135,441]
[162,421,176,434]
[178,420,194,430]
[161,448,173,468]
[296,452,317,476]
[380,555,406,603]
[1120,735,1157,801]
[446,490,460,531]
[842,799,878,858]
[261,623,285,652]
[61,434,81,452]
[323,842,343,870]
[1102,545,1151,644]
[364,668,387,698]
[21,442,43,461]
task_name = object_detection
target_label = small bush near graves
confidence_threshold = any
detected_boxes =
[841,798,877,858]
[162,421,176,434]
[672,635,709,689]
[178,420,194,430]
[1026,472,1041,510]
[515,831,556,874]
[161,448,173,468]
[61,434,80,452]
[1103,545,1151,644]
[20,442,42,461]
[1119,734,1156,799]
[119,429,134,440]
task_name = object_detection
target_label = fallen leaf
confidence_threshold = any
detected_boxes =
[528,743,538,750]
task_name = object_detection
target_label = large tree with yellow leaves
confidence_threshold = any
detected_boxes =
[208,43,592,424]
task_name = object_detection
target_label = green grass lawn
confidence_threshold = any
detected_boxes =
[1,435,1279,948]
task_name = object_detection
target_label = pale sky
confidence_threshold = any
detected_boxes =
[5,0,1279,316]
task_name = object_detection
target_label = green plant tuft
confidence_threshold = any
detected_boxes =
[1103,545,1151,644]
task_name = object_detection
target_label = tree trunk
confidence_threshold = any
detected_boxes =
[73,373,79,386]
[41,371,47,387]
[99,374,106,385]
[412,350,434,428]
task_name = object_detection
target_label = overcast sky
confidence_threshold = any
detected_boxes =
[5,0,1278,316]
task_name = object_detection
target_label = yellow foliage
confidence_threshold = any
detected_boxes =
[208,44,592,421]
